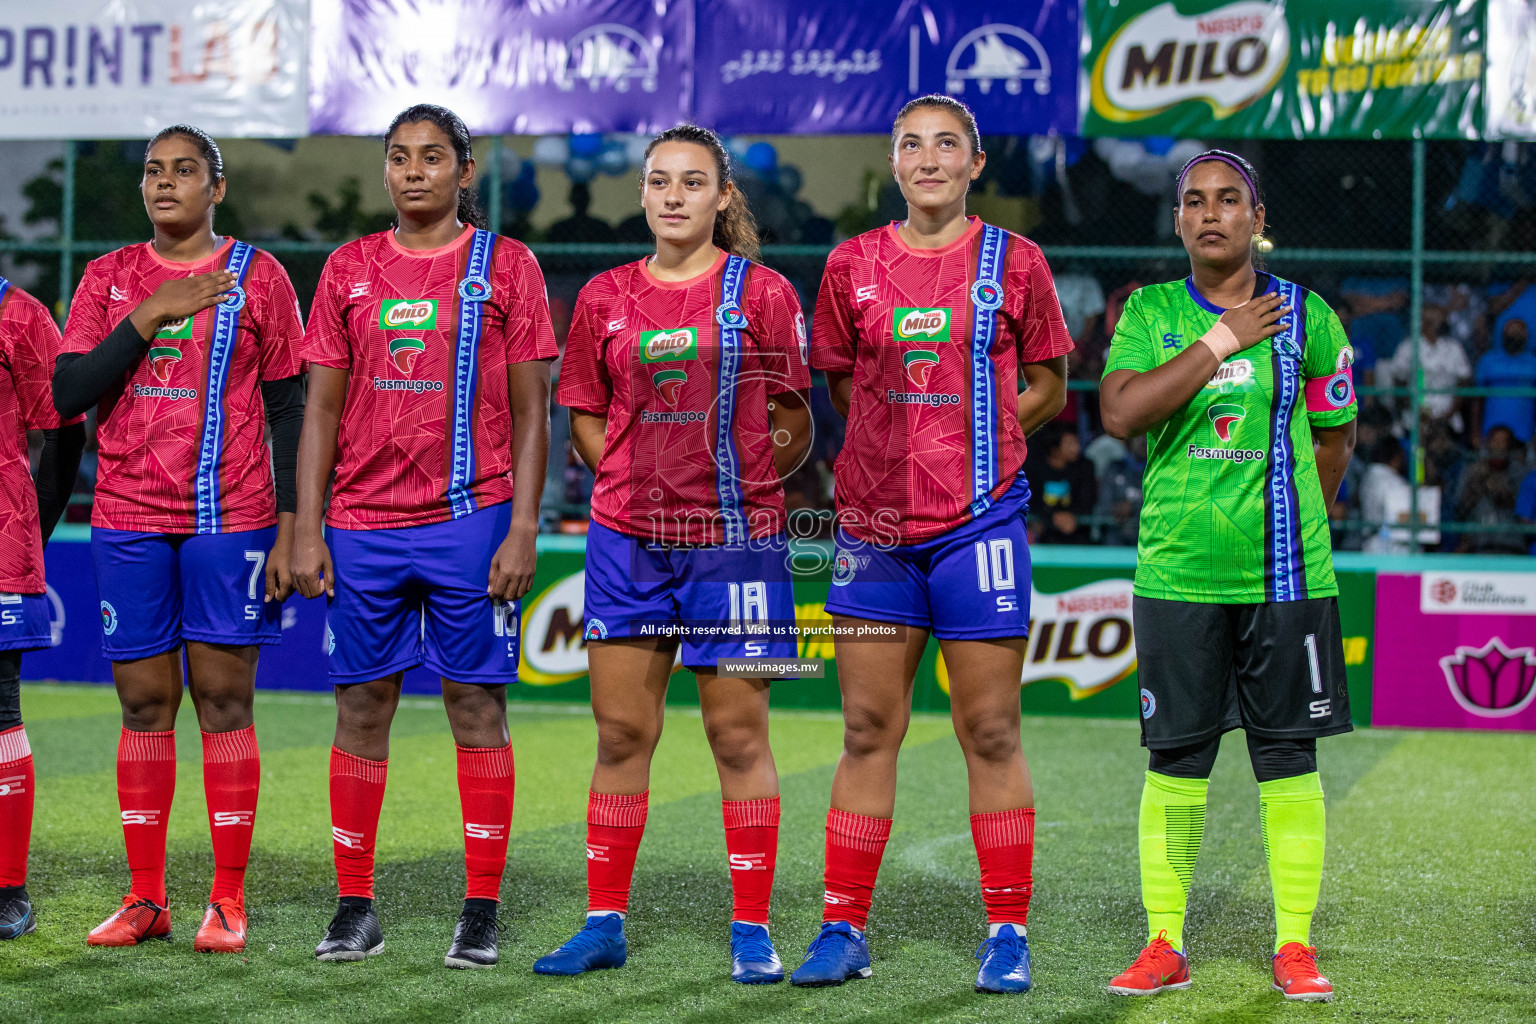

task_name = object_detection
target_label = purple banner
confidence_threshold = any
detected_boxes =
[1372,572,1536,732]
[308,0,693,136]
[694,0,1078,135]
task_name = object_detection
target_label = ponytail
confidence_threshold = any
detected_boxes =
[643,124,761,261]
[714,185,760,263]
[384,103,488,230]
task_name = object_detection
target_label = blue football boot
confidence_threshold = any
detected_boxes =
[975,924,1031,993]
[730,922,784,983]
[789,921,872,987]
[533,913,628,975]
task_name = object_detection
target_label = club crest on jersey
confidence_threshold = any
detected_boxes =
[584,617,609,640]
[640,328,697,363]
[1208,403,1246,442]
[903,349,940,388]
[894,307,953,343]
[651,368,687,405]
[379,299,438,329]
[100,601,118,636]
[971,279,1003,312]
[1140,688,1156,719]
[459,276,491,302]
[222,286,246,312]
[1326,372,1354,407]
[148,346,182,383]
[155,317,192,340]
[388,337,427,374]
[715,302,747,329]
[794,311,808,365]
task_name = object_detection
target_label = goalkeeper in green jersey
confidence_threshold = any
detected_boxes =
[1098,150,1358,1004]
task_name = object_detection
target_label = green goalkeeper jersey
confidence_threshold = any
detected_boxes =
[1102,275,1357,603]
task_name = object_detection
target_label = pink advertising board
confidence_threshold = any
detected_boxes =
[1372,572,1536,731]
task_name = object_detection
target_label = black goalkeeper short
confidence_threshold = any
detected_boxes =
[1132,595,1352,750]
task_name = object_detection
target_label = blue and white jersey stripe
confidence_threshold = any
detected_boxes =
[713,255,750,546]
[446,229,495,520]
[193,241,255,534]
[0,276,12,306]
[1265,276,1306,601]
[967,224,1007,517]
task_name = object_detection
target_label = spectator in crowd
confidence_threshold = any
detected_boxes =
[1472,317,1536,444]
[1094,434,1146,547]
[1025,425,1097,544]
[1489,276,1536,353]
[1425,281,1488,357]
[1517,465,1536,555]
[1455,425,1530,553]
[1386,303,1472,436]
[614,210,652,243]
[1359,437,1421,554]
[1330,303,1376,391]
[1341,274,1407,370]
[547,183,616,243]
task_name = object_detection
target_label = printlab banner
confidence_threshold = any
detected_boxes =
[693,0,1079,135]
[1082,0,1485,139]
[307,0,693,136]
[1372,571,1536,731]
[0,0,308,140]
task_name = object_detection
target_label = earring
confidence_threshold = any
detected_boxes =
[1253,232,1274,254]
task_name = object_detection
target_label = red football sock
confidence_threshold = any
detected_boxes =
[329,747,387,899]
[0,726,35,888]
[117,728,176,906]
[723,796,780,924]
[457,743,515,901]
[586,790,647,915]
[972,807,1035,925]
[821,808,891,931]
[201,726,260,904]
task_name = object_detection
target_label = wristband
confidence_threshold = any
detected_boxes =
[1199,321,1241,361]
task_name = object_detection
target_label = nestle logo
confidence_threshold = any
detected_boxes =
[1440,638,1536,718]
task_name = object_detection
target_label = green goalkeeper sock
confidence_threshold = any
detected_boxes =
[1138,771,1209,952]
[1258,772,1326,953]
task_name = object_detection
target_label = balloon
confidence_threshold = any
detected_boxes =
[569,133,604,158]
[565,157,596,184]
[598,145,630,176]
[743,141,778,176]
[532,136,569,165]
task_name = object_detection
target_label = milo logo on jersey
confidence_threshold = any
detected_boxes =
[640,328,698,363]
[1204,358,1255,393]
[388,337,427,374]
[148,347,182,383]
[379,300,438,329]
[894,308,953,343]
[155,317,193,341]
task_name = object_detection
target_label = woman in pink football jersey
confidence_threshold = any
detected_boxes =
[789,96,1071,993]
[535,124,811,985]
[291,104,555,969]
[52,125,306,953]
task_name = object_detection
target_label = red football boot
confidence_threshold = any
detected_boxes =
[1273,942,1334,1002]
[87,894,171,946]
[193,898,247,953]
[1107,931,1192,997]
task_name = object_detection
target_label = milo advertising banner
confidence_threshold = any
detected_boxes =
[1082,0,1485,139]
[517,545,1377,722]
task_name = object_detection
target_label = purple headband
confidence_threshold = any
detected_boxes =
[1177,153,1257,205]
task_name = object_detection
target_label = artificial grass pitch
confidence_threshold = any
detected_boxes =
[2,685,1531,1024]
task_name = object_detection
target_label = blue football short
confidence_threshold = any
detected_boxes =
[0,592,52,652]
[825,470,1033,640]
[91,526,283,659]
[583,520,798,671]
[325,503,520,685]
